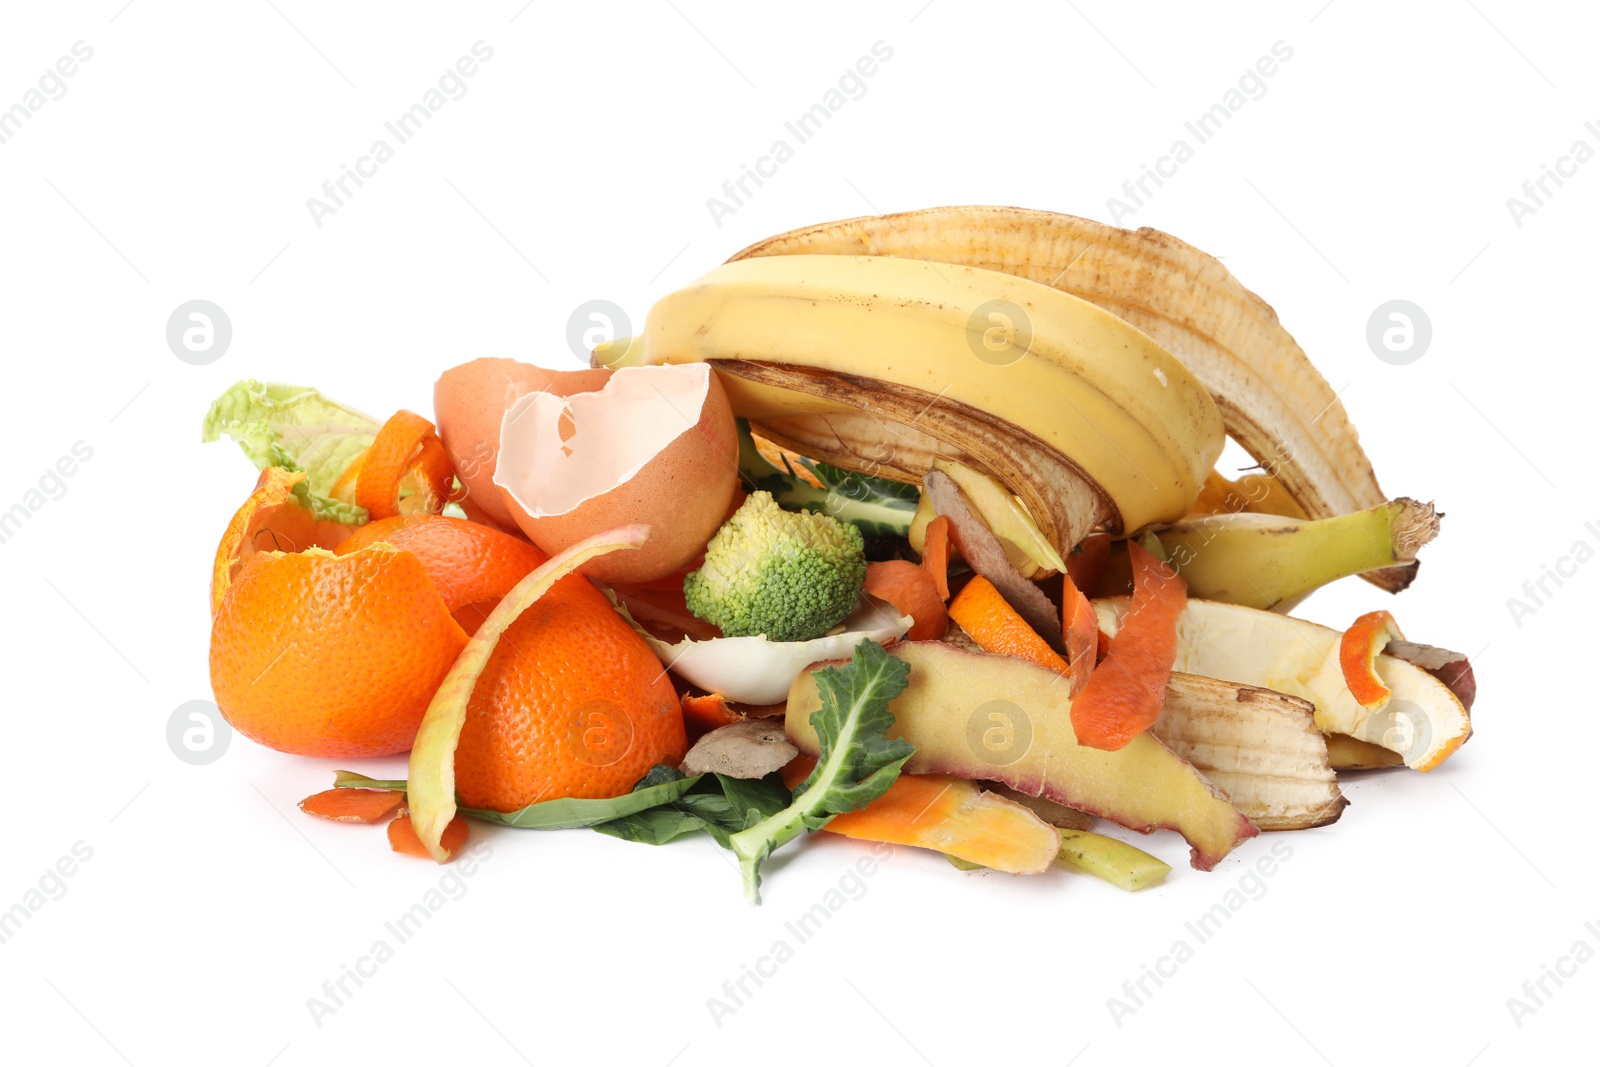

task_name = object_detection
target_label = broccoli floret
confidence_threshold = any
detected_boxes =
[684,491,866,642]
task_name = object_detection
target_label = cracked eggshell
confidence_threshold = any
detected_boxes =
[433,358,613,530]
[494,363,737,584]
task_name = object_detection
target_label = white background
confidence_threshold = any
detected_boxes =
[1,2,1594,1064]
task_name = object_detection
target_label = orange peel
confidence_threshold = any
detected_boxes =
[211,466,353,615]
[357,410,455,520]
[209,542,469,758]
[406,524,651,862]
[334,514,545,614]
[1340,610,1405,710]
[328,450,365,504]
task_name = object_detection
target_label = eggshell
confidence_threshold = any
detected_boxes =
[494,364,738,584]
[433,358,613,530]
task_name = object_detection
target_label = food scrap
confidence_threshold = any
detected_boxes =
[206,205,1473,904]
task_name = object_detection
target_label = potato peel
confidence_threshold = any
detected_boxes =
[407,523,651,861]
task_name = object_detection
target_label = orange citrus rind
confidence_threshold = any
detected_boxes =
[407,523,651,862]
[211,466,354,615]
[1340,610,1405,710]
[333,514,545,614]
[209,542,468,758]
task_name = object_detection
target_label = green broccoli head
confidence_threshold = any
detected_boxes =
[684,490,867,642]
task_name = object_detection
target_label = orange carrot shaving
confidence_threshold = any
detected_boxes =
[782,758,1059,874]
[922,515,952,600]
[1070,541,1187,751]
[1066,531,1110,593]
[863,560,948,641]
[681,692,743,738]
[948,575,1069,675]
[1062,569,1098,697]
[615,586,721,642]
[298,788,405,824]
[752,435,825,487]
[357,410,455,520]
[1339,610,1404,709]
[387,812,469,860]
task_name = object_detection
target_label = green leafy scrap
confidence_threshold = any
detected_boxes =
[202,379,376,523]
[736,419,919,539]
[727,639,913,904]
[592,769,790,847]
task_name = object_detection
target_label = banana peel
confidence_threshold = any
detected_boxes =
[730,206,1418,592]
[1158,673,1346,830]
[1152,499,1440,611]
[613,253,1225,556]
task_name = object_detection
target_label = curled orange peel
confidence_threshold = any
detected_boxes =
[406,523,651,861]
[358,411,456,520]
[328,450,365,504]
[1340,610,1405,710]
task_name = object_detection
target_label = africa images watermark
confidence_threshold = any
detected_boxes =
[1505,518,1600,628]
[306,841,493,1027]
[1505,119,1600,229]
[305,41,495,229]
[1106,839,1294,1028]
[706,843,893,1028]
[705,40,895,228]
[0,841,94,947]
[1106,40,1294,225]
[0,40,94,148]
[1,441,94,548]
[1505,918,1600,1029]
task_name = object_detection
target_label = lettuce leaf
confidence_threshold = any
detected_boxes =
[202,380,377,523]
[333,763,789,840]
[727,639,913,903]
[592,768,790,847]
[333,766,708,830]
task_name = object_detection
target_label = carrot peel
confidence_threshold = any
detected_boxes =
[388,812,469,860]
[1062,569,1098,696]
[781,759,1059,874]
[681,692,743,738]
[299,787,404,823]
[1069,541,1187,751]
[863,560,947,641]
[922,515,952,600]
[948,576,1068,675]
